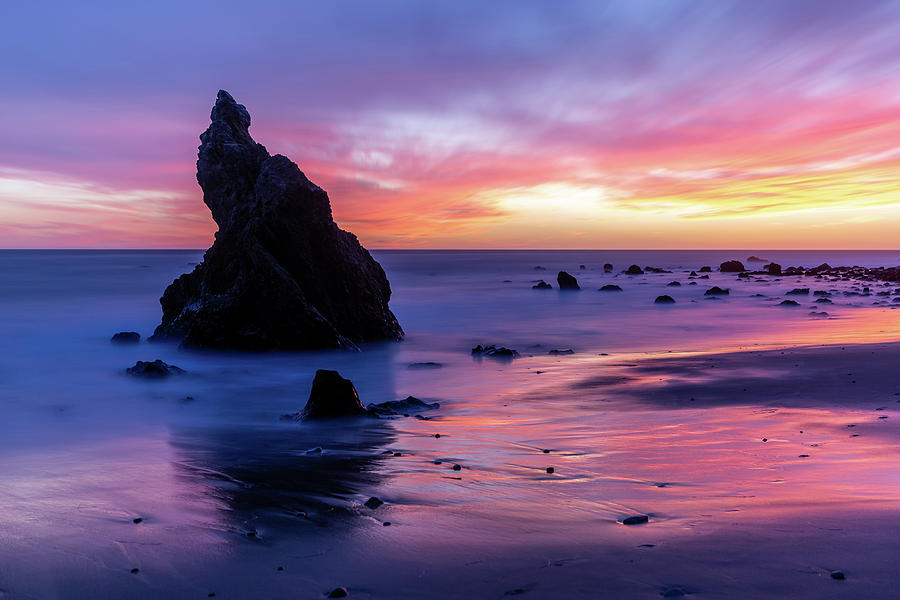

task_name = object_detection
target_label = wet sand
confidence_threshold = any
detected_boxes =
[4,340,900,599]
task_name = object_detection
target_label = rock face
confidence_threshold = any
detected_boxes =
[150,91,402,350]
[300,369,368,419]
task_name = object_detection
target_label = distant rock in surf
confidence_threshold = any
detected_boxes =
[779,299,800,306]
[720,260,746,272]
[548,348,575,355]
[368,396,440,417]
[698,266,712,272]
[654,295,676,304]
[126,360,185,378]
[299,369,368,419]
[786,287,810,295]
[111,331,141,345]
[149,90,402,350]
[557,271,580,290]
[472,344,520,359]
[764,262,782,275]
[532,280,552,290]
[704,286,730,296]
[747,255,766,263]
[603,263,614,272]
[599,284,623,291]
[624,265,644,275]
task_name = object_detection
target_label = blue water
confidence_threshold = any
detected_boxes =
[0,249,898,599]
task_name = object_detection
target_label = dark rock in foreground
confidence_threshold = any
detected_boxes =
[654,295,676,304]
[720,260,746,272]
[557,271,580,290]
[472,344,520,359]
[599,284,623,292]
[300,369,368,419]
[126,360,185,378]
[150,90,402,350]
[111,331,141,345]
[368,396,440,417]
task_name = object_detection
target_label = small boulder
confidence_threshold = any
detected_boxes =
[654,295,676,304]
[698,266,712,273]
[548,349,575,355]
[578,264,586,270]
[720,260,746,272]
[779,300,800,306]
[621,515,649,525]
[328,588,349,598]
[599,284,623,292]
[363,497,384,509]
[786,288,810,295]
[557,271,580,290]
[532,280,552,290]
[368,396,440,416]
[300,370,368,419]
[111,331,141,345]
[764,263,782,275]
[126,360,185,378]
[666,281,681,287]
[472,345,520,359]
[603,263,613,273]
[625,265,644,275]
[704,286,730,296]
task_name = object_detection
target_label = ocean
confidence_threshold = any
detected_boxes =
[1,249,899,599]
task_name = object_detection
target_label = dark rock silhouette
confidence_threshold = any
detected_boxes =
[532,280,552,290]
[603,263,614,272]
[720,260,746,272]
[150,91,402,350]
[299,370,368,419]
[704,286,730,296]
[666,281,681,287]
[625,265,644,275]
[699,266,712,273]
[779,299,800,306]
[111,331,140,345]
[599,284,623,291]
[578,264,586,270]
[786,288,810,295]
[472,344,520,359]
[764,262,782,275]
[654,295,676,304]
[368,396,440,416]
[747,255,766,263]
[548,348,575,355]
[126,360,185,378]
[557,271,580,290]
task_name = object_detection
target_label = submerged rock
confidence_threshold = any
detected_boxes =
[599,284,623,292]
[779,300,800,306]
[764,262,782,275]
[327,588,349,598]
[363,497,384,509]
[111,331,141,345]
[126,360,185,378]
[704,286,730,296]
[603,263,614,272]
[625,265,644,275]
[532,280,552,290]
[621,515,649,525]
[548,348,575,355]
[557,271,580,290]
[368,396,440,416]
[300,369,368,419]
[720,260,746,272]
[149,91,402,350]
[472,345,520,359]
[786,287,810,295]
[654,295,676,304]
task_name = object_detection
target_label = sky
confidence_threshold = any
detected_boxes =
[3,0,900,249]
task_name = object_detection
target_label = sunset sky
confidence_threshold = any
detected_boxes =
[3,0,900,249]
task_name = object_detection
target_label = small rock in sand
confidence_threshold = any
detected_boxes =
[452,464,462,471]
[621,515,649,525]
[546,467,555,474]
[830,570,846,580]
[328,587,350,598]
[364,497,384,509]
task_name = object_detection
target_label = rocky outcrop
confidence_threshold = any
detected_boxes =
[150,91,402,350]
[126,360,185,378]
[624,265,644,275]
[532,280,552,290]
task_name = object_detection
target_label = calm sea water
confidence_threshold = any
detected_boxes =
[0,249,899,599]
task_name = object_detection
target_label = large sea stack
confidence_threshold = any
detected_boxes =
[150,90,403,350]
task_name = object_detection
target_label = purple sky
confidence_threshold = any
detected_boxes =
[3,1,900,248]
